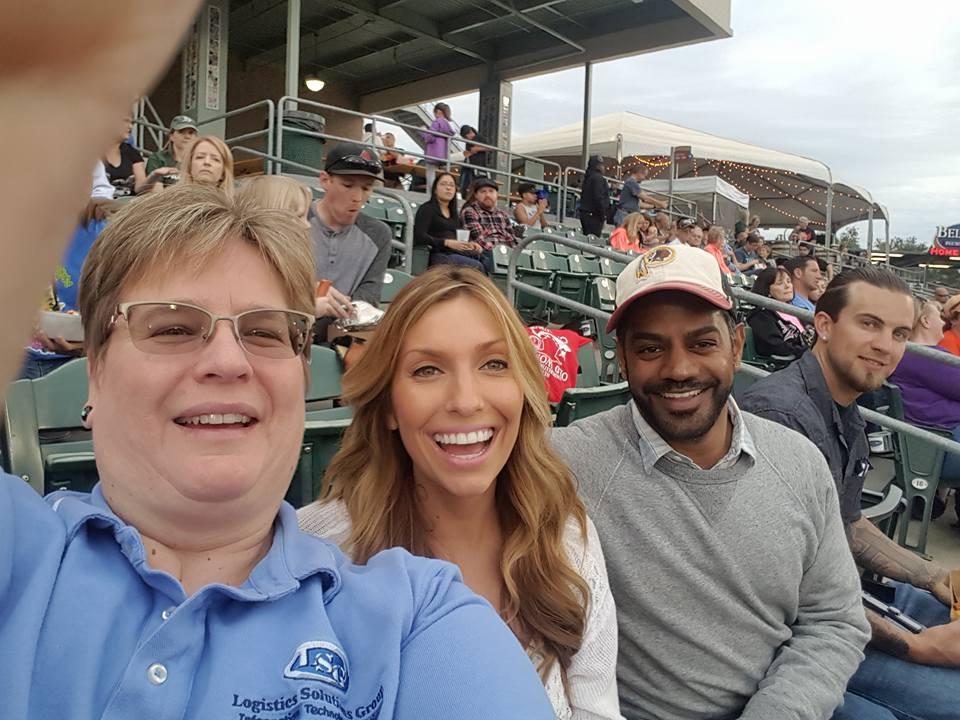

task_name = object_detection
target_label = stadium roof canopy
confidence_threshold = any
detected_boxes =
[229,0,732,110]
[512,111,887,231]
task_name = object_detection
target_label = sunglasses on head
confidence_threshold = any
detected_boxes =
[326,154,383,175]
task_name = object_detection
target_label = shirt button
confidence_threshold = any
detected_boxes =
[161,606,176,621]
[147,663,168,685]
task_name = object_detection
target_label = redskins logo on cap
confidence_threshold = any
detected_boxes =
[635,245,676,278]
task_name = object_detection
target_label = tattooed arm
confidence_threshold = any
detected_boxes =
[847,517,950,602]
[849,517,960,667]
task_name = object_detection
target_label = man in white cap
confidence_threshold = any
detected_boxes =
[552,244,873,720]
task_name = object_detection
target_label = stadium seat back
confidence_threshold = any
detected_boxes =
[4,359,96,496]
[287,414,352,508]
[881,383,956,554]
[381,269,413,306]
[555,382,631,427]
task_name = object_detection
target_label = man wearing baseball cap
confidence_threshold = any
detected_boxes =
[145,114,197,176]
[460,177,515,273]
[308,141,392,338]
[552,244,870,719]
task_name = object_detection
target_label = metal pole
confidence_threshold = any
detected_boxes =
[667,147,675,215]
[866,206,874,256]
[285,0,301,103]
[580,62,592,172]
[885,218,891,267]
[824,184,834,248]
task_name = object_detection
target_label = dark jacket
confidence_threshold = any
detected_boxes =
[413,199,460,253]
[746,307,810,358]
[579,156,610,213]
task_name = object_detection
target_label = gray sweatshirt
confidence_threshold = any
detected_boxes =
[552,401,869,720]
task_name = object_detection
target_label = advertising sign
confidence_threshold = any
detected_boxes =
[930,223,960,257]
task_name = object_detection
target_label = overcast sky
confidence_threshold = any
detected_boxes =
[432,0,960,244]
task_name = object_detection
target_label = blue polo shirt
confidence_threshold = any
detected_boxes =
[0,475,553,719]
[790,293,816,313]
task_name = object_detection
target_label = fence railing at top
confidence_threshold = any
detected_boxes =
[779,240,940,294]
[276,96,566,211]
[558,167,697,225]
[505,232,960,456]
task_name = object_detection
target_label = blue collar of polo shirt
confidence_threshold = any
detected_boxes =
[47,484,343,604]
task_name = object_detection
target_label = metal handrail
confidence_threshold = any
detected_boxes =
[229,146,415,272]
[135,96,167,153]
[505,232,960,456]
[729,286,960,368]
[559,166,696,223]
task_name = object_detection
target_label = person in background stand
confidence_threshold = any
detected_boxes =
[18,161,119,379]
[459,124,487,197]
[103,113,150,195]
[145,114,197,180]
[937,294,960,356]
[579,155,610,237]
[746,266,811,359]
[421,102,454,193]
[460,178,515,274]
[514,183,549,230]
[414,172,484,272]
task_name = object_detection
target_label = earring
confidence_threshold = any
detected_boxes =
[80,405,93,423]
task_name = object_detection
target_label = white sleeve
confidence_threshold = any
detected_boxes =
[566,516,625,720]
[90,161,114,199]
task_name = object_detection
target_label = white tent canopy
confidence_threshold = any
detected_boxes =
[511,112,885,232]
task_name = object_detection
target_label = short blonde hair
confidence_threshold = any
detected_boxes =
[706,226,725,245]
[79,184,314,367]
[236,175,312,217]
[180,135,235,198]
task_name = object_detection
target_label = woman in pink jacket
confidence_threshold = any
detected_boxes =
[421,102,453,192]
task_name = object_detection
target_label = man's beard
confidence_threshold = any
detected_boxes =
[629,376,731,443]
[829,348,888,396]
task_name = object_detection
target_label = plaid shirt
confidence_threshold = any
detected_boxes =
[460,201,515,250]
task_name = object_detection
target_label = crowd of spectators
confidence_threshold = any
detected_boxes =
[8,19,960,718]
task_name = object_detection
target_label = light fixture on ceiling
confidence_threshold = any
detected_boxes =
[305,75,325,92]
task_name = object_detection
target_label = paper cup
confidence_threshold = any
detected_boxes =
[456,229,470,243]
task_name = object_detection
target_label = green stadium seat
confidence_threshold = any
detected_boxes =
[598,257,626,278]
[381,269,413,306]
[880,383,959,555]
[555,381,630,427]
[287,414,351,508]
[590,276,616,312]
[3,359,96,496]
[568,254,601,276]
[575,341,600,388]
[551,241,576,256]
[547,256,592,325]
[411,245,430,275]
[527,239,557,254]
[361,202,388,220]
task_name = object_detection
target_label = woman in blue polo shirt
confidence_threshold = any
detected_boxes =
[0,185,553,720]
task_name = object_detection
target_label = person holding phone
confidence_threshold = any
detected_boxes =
[514,183,550,229]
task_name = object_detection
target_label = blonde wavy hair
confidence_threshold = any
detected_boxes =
[179,135,235,197]
[322,266,589,681]
[237,175,312,217]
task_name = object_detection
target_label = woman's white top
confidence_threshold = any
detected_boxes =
[298,500,623,720]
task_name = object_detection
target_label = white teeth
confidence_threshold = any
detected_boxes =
[176,413,253,426]
[662,389,703,399]
[432,428,494,445]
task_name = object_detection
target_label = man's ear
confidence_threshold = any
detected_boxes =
[813,311,833,342]
[731,321,745,369]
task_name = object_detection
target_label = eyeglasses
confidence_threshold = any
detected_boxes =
[326,154,383,176]
[111,302,314,359]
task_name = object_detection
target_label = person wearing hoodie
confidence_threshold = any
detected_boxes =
[420,102,454,194]
[579,155,610,236]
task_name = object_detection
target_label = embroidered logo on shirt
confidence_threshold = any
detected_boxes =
[284,641,350,691]
[636,245,676,278]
